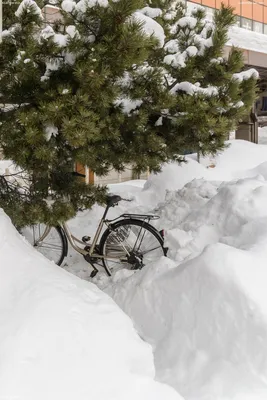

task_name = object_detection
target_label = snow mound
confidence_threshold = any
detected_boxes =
[212,140,267,174]
[109,248,267,400]
[108,175,267,399]
[0,209,182,400]
[143,140,267,204]
[143,159,212,204]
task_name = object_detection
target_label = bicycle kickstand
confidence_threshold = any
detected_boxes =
[84,253,99,278]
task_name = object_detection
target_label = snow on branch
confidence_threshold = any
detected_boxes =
[15,0,43,19]
[170,81,218,96]
[232,69,259,82]
[132,12,165,48]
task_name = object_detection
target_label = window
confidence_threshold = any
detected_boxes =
[253,20,263,33]
[241,17,253,30]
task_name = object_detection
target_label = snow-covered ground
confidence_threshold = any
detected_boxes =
[0,209,181,400]
[259,126,267,145]
[66,139,267,399]
[2,139,267,399]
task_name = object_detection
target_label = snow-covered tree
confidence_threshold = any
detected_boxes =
[0,0,258,226]
[0,0,170,226]
[143,1,259,157]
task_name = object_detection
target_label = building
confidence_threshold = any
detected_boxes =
[186,0,267,143]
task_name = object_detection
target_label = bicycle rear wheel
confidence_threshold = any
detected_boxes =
[99,218,166,276]
[20,224,68,266]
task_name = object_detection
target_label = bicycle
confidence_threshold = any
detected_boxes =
[20,194,167,277]
[0,172,167,276]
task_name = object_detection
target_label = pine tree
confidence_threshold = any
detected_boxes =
[141,1,259,158]
[0,0,170,226]
[0,0,258,226]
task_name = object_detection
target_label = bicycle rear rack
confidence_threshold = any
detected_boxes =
[120,213,160,221]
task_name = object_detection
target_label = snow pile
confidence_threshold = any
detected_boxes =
[109,174,267,399]
[92,140,267,399]
[0,209,182,400]
[109,247,267,400]
[144,140,267,204]
[258,126,267,145]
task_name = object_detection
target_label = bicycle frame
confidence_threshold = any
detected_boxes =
[35,204,160,262]
[60,204,136,261]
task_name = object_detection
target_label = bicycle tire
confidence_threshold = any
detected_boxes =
[99,218,166,276]
[20,224,68,266]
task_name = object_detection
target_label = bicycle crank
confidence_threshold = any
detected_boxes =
[83,246,99,278]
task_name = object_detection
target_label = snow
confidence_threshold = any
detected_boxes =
[54,33,68,47]
[75,0,109,13]
[227,25,267,54]
[44,124,59,141]
[165,39,179,54]
[232,69,259,82]
[177,16,197,29]
[15,0,43,19]
[101,140,267,399]
[170,81,218,96]
[114,98,143,114]
[57,139,267,400]
[41,59,62,81]
[139,7,162,19]
[2,139,267,398]
[66,25,79,38]
[40,26,55,40]
[0,209,181,400]
[61,0,76,12]
[258,126,267,145]
[108,244,267,399]
[132,12,165,48]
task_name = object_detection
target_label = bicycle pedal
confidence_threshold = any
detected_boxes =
[82,235,91,243]
[90,270,98,278]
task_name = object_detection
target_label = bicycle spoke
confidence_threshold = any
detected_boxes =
[102,221,165,275]
[141,244,162,255]
[21,224,65,265]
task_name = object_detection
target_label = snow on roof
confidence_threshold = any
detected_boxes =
[227,25,267,54]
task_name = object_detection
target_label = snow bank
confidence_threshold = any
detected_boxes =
[258,126,267,145]
[108,175,267,399]
[0,209,182,400]
[108,248,267,400]
[144,140,267,204]
[96,141,267,399]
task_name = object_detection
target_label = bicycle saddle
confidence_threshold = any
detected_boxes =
[106,194,122,207]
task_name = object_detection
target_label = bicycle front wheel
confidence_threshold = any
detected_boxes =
[99,218,166,276]
[20,224,68,266]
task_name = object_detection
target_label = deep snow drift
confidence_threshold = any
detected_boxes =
[0,210,181,400]
[104,140,267,399]
[2,139,267,400]
[109,176,267,399]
